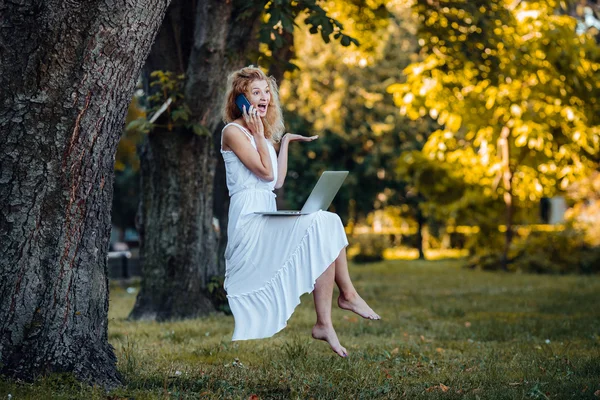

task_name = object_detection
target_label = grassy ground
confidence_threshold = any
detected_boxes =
[2,259,600,399]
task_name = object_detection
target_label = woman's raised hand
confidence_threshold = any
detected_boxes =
[243,105,264,138]
[283,133,319,143]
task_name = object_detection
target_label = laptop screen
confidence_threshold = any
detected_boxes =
[300,171,349,213]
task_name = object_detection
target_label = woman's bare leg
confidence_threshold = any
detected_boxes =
[335,248,381,320]
[312,262,347,357]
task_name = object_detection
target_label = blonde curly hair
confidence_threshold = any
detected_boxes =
[222,66,285,142]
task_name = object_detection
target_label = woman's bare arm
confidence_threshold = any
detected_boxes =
[223,124,274,181]
[275,136,290,189]
[275,133,318,189]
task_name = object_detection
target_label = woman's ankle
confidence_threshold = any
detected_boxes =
[339,290,358,302]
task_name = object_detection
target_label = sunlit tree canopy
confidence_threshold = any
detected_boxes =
[389,0,600,204]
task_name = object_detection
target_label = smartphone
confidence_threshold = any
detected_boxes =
[235,94,252,113]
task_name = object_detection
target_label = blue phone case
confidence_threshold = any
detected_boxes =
[235,94,252,113]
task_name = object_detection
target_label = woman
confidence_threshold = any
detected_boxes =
[220,66,380,357]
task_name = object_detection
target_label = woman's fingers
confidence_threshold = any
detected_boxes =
[286,133,319,142]
[244,106,260,130]
[248,106,259,120]
[244,105,257,116]
[243,105,251,121]
[244,105,264,137]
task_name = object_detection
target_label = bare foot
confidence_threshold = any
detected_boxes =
[312,323,348,357]
[338,292,381,320]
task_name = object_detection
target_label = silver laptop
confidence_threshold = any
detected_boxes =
[255,171,348,216]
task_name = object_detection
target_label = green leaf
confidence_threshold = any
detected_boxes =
[172,109,189,122]
[192,124,210,137]
[126,118,152,134]
[274,33,284,48]
[269,8,281,25]
[320,17,334,35]
[259,28,272,44]
[286,61,299,71]
[281,14,295,33]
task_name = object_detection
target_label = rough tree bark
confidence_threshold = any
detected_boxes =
[0,0,169,388]
[130,0,264,320]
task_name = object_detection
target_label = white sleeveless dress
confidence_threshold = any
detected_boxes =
[221,122,348,341]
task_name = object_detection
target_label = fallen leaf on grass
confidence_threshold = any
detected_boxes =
[593,389,600,397]
[464,321,471,328]
[382,368,392,379]
[391,347,399,354]
[248,395,260,400]
[425,384,450,393]
[343,315,358,323]
[436,347,444,353]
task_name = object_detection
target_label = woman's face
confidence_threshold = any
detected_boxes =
[247,79,270,118]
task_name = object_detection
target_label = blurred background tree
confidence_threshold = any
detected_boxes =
[389,0,600,270]
[280,0,445,259]
[282,0,413,222]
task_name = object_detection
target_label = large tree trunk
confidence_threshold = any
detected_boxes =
[130,129,217,319]
[130,0,264,320]
[0,0,168,388]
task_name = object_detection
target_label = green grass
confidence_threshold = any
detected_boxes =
[2,259,600,399]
